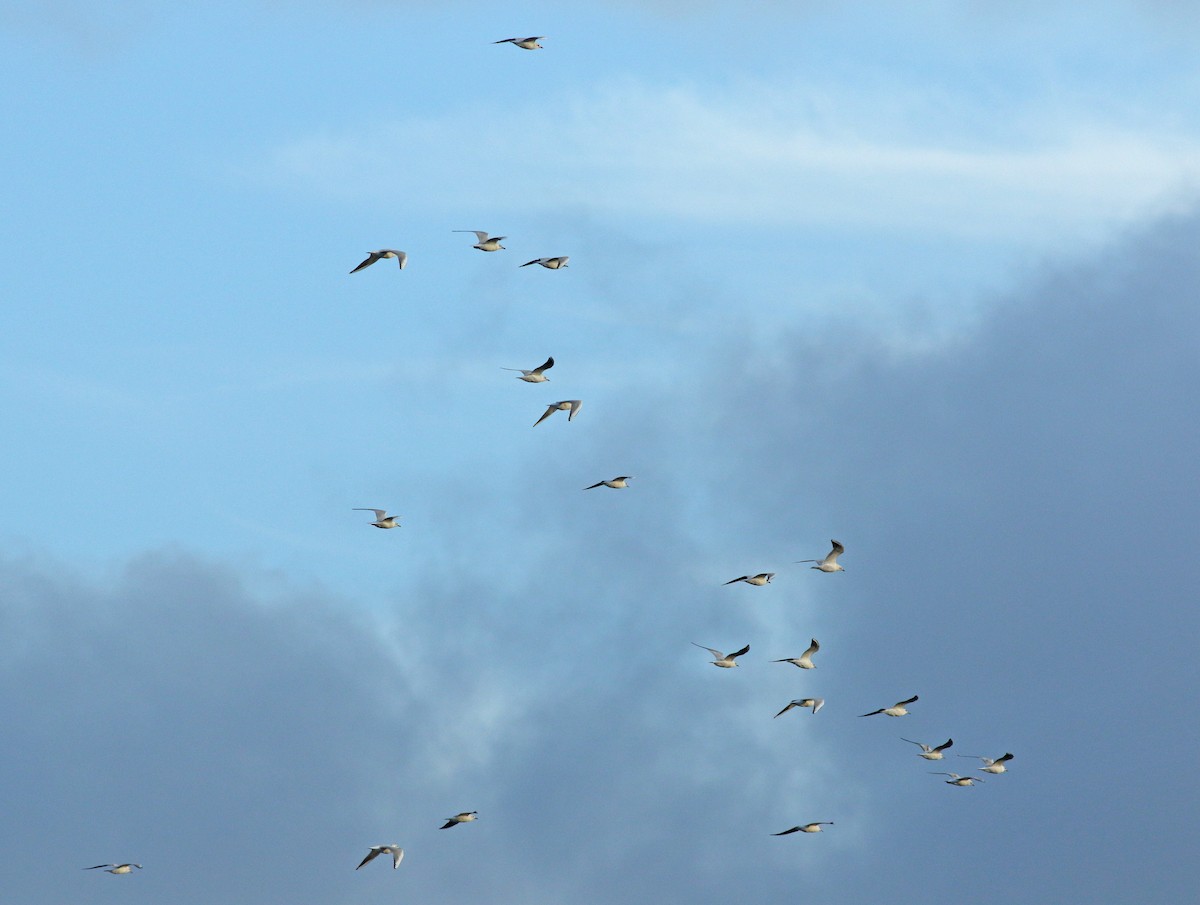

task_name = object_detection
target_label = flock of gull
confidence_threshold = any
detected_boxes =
[83,31,1016,887]
[687,537,1016,829]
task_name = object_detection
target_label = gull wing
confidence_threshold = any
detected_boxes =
[896,695,919,707]
[520,258,542,267]
[691,642,723,660]
[566,399,582,420]
[584,481,606,490]
[356,848,382,870]
[532,356,554,374]
[723,576,748,585]
[933,738,955,753]
[901,737,930,751]
[802,638,819,659]
[826,539,845,563]
[454,230,490,242]
[728,644,750,660]
[533,404,557,426]
[859,708,885,717]
[350,252,380,273]
[809,698,825,713]
[995,752,1014,763]
[772,826,802,836]
[356,845,403,869]
[774,701,800,718]
[84,865,115,870]
[354,508,388,520]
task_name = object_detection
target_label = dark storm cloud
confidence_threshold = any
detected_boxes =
[0,551,440,904]
[382,205,1200,903]
[666,209,1200,902]
[3,209,1198,905]
[464,206,1200,903]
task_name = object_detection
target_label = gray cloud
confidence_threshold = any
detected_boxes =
[3,209,1198,903]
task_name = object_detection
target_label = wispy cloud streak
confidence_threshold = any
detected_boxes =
[258,79,1200,242]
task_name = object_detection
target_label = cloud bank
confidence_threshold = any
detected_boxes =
[3,208,1198,904]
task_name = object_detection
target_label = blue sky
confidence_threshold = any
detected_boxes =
[1,2,1198,903]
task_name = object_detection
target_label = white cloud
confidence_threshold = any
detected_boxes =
[255,77,1200,244]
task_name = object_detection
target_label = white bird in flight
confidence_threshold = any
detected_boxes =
[773,823,833,835]
[796,539,845,572]
[692,641,749,668]
[959,752,1014,774]
[453,230,505,251]
[353,508,401,529]
[350,250,407,273]
[521,256,569,269]
[533,399,582,426]
[356,845,405,869]
[774,698,824,717]
[774,638,820,669]
[932,772,983,787]
[724,573,775,586]
[440,811,479,829]
[584,476,633,490]
[494,36,544,49]
[502,356,554,382]
[902,737,954,760]
[84,864,142,875]
[859,695,918,717]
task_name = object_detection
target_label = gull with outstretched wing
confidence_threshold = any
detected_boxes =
[796,539,845,572]
[691,642,750,668]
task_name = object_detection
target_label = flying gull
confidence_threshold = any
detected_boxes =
[724,573,774,586]
[959,752,1014,774]
[533,399,582,426]
[502,356,554,382]
[440,811,479,829]
[520,256,569,269]
[691,642,750,668]
[453,230,506,251]
[84,864,142,875]
[932,772,983,787]
[356,845,405,869]
[350,250,407,273]
[774,638,820,669]
[796,540,845,572]
[902,737,954,760]
[353,508,401,529]
[772,823,833,835]
[584,476,633,490]
[774,698,824,717]
[859,695,918,717]
[494,36,544,49]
